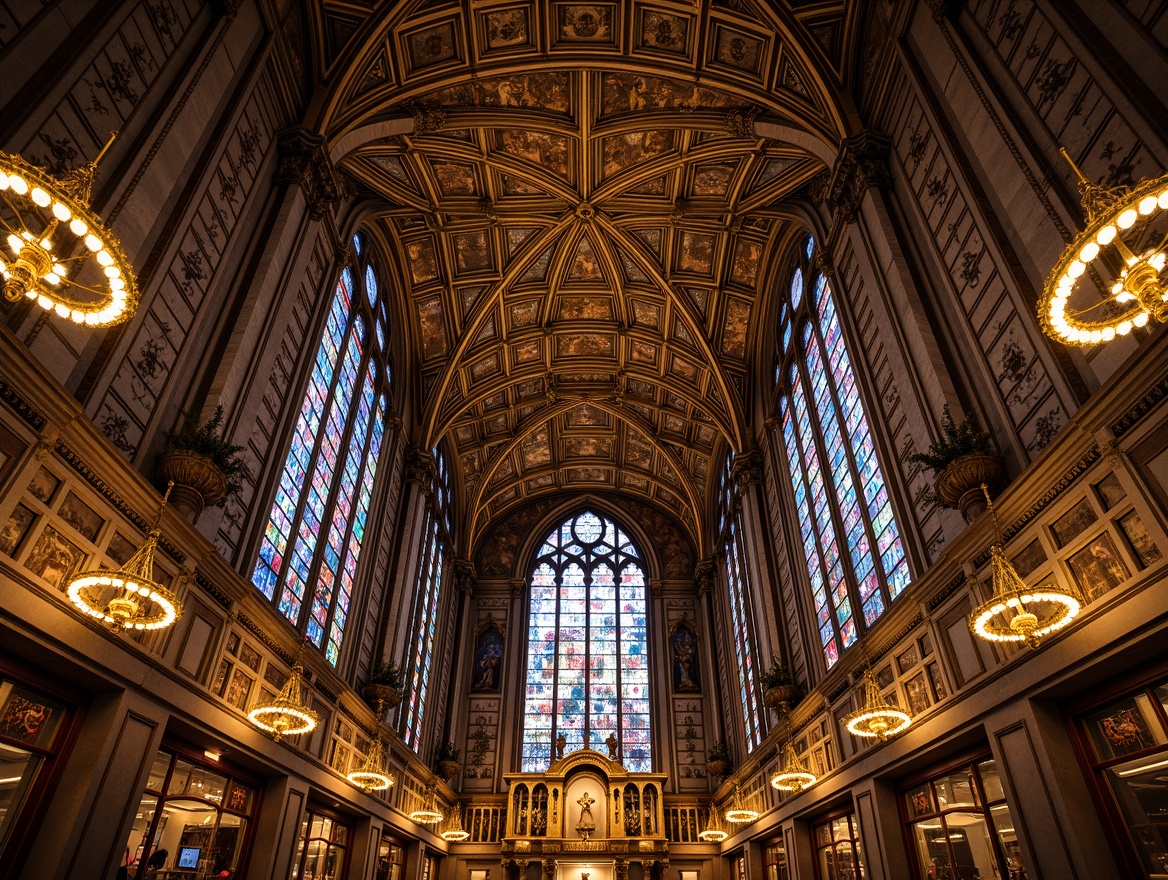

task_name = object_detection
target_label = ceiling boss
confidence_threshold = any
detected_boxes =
[0,132,139,327]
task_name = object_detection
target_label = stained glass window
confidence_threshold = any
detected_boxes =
[251,235,392,666]
[403,450,450,751]
[719,457,764,752]
[775,236,909,670]
[521,511,651,772]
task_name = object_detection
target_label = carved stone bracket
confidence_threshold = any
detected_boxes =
[405,447,437,491]
[693,558,717,595]
[615,860,628,880]
[454,558,477,596]
[826,130,892,222]
[731,449,763,495]
[276,127,340,220]
[542,860,556,880]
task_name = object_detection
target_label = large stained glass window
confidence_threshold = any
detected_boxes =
[402,450,450,751]
[775,235,910,670]
[522,511,651,772]
[251,231,392,666]
[718,456,764,752]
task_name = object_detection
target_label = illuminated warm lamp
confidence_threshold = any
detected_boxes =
[247,662,319,742]
[968,485,1081,648]
[697,804,729,843]
[770,741,817,793]
[409,785,445,824]
[66,482,182,632]
[347,734,393,792]
[844,669,911,741]
[440,806,470,842]
[723,783,759,824]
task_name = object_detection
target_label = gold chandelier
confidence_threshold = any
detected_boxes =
[248,663,319,742]
[409,784,445,824]
[697,803,728,843]
[724,782,759,824]
[347,734,394,792]
[844,669,911,741]
[969,486,1082,648]
[770,741,817,793]
[0,134,139,326]
[440,806,470,842]
[67,482,182,631]
[1040,149,1168,346]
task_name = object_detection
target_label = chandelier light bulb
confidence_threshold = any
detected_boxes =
[248,662,319,742]
[843,669,911,741]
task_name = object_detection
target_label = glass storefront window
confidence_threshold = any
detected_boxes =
[373,837,403,880]
[812,812,865,880]
[766,840,790,880]
[900,758,1027,880]
[1073,677,1168,877]
[291,809,350,880]
[119,747,257,878]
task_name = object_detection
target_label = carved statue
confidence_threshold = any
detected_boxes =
[576,791,596,838]
[555,733,567,760]
[606,731,620,761]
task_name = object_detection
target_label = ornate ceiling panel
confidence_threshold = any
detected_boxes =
[317,0,858,554]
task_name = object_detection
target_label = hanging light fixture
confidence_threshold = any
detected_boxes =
[0,133,139,326]
[409,784,445,824]
[770,741,817,793]
[247,662,319,742]
[440,806,470,842]
[1039,149,1168,346]
[347,734,394,792]
[67,482,182,631]
[844,668,911,742]
[969,485,1082,648]
[697,803,729,843]
[724,783,759,824]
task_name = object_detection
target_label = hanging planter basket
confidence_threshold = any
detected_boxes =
[158,449,227,519]
[935,453,1004,522]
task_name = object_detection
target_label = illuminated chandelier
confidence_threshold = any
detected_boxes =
[844,668,911,741]
[724,783,759,824]
[0,134,139,326]
[770,741,817,793]
[247,662,319,742]
[969,485,1082,648]
[697,803,729,843]
[440,806,470,842]
[1040,149,1168,346]
[347,734,394,792]
[409,784,445,824]
[67,481,182,631]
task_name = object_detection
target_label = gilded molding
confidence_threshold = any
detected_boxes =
[0,378,46,430]
[926,570,967,612]
[1111,374,1168,436]
[234,609,295,666]
[869,612,925,662]
[194,570,233,610]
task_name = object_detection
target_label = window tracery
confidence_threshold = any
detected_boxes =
[776,235,909,669]
[521,511,651,772]
[251,230,391,666]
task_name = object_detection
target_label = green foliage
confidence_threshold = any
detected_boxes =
[759,657,794,690]
[435,740,460,764]
[367,660,404,689]
[163,405,251,505]
[909,405,999,474]
[707,739,731,764]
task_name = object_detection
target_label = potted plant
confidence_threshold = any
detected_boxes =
[363,660,405,709]
[159,405,250,520]
[706,740,731,779]
[910,405,1004,523]
[760,657,802,713]
[434,740,460,781]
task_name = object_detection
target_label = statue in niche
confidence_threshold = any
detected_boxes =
[606,732,620,761]
[471,616,505,692]
[669,618,700,693]
[576,791,596,839]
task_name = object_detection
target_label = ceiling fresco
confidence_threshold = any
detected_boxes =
[307,0,862,555]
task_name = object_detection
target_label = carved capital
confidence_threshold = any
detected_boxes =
[693,558,717,595]
[405,447,437,491]
[615,860,628,880]
[276,127,340,220]
[542,860,556,880]
[731,449,763,494]
[454,558,477,596]
[826,130,892,222]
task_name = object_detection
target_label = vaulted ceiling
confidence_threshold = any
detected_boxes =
[302,0,866,555]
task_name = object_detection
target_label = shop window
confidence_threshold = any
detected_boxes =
[291,808,351,880]
[373,836,403,880]
[1072,673,1168,877]
[765,840,790,880]
[0,673,75,870]
[119,747,258,878]
[900,757,1026,879]
[812,811,865,880]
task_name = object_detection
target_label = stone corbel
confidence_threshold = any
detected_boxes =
[276,127,341,221]
[825,130,892,223]
[454,558,477,596]
[693,559,716,595]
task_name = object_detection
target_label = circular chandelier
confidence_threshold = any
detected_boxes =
[969,486,1081,648]
[409,785,445,824]
[1040,149,1168,346]
[440,807,470,842]
[248,663,319,742]
[770,741,817,793]
[67,482,182,631]
[347,735,393,792]
[0,135,139,326]
[723,783,759,824]
[844,669,911,741]
[697,804,728,843]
